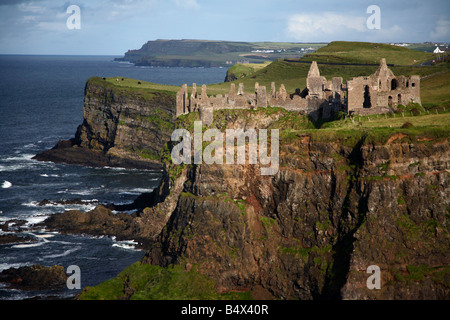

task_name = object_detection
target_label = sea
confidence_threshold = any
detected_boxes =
[0,55,228,300]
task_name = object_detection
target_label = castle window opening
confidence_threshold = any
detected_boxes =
[391,79,398,90]
[363,85,371,108]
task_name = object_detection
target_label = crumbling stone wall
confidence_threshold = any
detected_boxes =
[176,59,421,123]
[347,58,421,115]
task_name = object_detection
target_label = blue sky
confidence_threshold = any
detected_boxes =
[0,0,448,55]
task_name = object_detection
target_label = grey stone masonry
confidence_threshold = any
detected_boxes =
[176,60,421,122]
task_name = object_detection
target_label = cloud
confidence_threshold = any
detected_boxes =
[173,0,199,10]
[287,12,367,41]
[430,17,450,40]
[18,2,45,13]
[286,11,411,42]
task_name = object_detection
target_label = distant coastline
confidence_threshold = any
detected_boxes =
[115,39,326,68]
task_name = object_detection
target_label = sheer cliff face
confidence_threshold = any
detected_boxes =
[76,78,175,164]
[71,81,448,299]
[146,123,449,299]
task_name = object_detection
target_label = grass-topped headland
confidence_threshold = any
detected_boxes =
[117,39,326,67]
[87,41,449,162]
[88,76,179,96]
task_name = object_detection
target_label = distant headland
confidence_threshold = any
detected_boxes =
[114,39,326,67]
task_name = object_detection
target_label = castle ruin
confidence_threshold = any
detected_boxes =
[176,59,421,125]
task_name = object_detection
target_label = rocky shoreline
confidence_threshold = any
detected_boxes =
[0,265,68,292]
[33,138,163,171]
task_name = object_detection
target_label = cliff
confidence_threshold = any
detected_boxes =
[141,110,449,300]
[34,77,177,170]
[34,73,449,300]
[75,105,449,300]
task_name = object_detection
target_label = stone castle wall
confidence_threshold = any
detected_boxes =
[176,59,421,124]
[347,58,421,115]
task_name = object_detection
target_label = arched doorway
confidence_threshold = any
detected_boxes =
[398,94,402,105]
[388,96,393,107]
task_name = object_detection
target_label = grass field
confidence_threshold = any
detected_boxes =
[103,76,179,93]
[421,71,450,107]
[79,261,252,300]
[300,41,435,65]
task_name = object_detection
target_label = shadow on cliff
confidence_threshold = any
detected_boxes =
[106,171,170,214]
[319,134,369,299]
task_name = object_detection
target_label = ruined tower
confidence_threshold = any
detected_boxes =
[306,61,327,98]
[347,58,421,115]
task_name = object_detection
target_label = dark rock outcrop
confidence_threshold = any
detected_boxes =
[0,265,67,291]
[0,234,37,245]
[34,77,176,170]
[42,205,151,249]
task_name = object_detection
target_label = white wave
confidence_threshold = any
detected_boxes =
[0,163,30,172]
[22,200,98,213]
[33,233,55,239]
[71,189,96,196]
[40,173,60,178]
[109,166,127,171]
[119,188,154,195]
[0,217,12,224]
[82,199,98,203]
[0,262,32,272]
[11,233,49,248]
[23,143,36,149]
[11,242,46,249]
[1,181,12,188]
[4,154,35,162]
[43,247,80,259]
[52,240,76,245]
[25,215,50,226]
[112,242,140,250]
[22,201,39,207]
[64,204,97,212]
[112,239,141,251]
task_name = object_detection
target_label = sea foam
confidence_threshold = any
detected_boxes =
[1,181,12,188]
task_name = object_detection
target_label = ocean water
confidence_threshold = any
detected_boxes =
[0,55,228,299]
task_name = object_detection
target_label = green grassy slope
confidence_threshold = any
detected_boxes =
[78,262,252,300]
[300,41,435,65]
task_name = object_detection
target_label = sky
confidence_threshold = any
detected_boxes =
[0,0,449,55]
